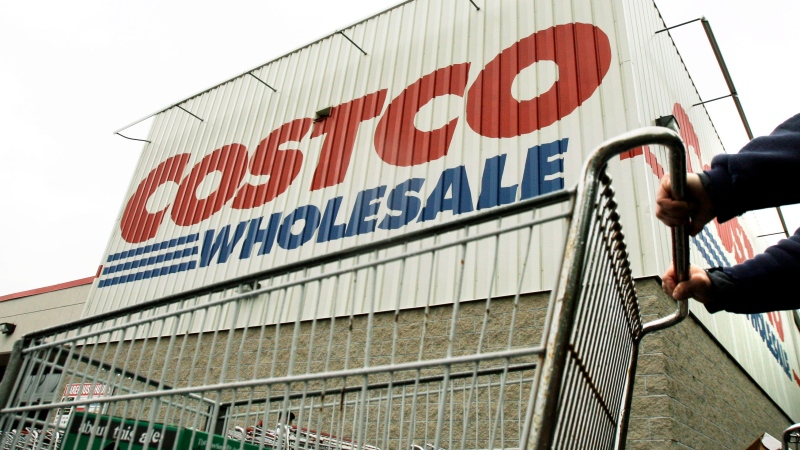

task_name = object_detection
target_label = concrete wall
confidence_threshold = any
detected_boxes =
[0,280,92,354]
[628,278,792,449]
[45,293,549,450]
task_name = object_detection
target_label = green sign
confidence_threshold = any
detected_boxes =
[62,412,264,450]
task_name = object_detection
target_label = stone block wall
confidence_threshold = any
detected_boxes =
[43,278,794,449]
[628,277,792,449]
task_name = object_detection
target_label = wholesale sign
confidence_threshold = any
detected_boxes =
[89,12,622,304]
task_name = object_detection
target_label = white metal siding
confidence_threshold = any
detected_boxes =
[87,0,636,315]
[85,0,800,420]
[619,0,800,420]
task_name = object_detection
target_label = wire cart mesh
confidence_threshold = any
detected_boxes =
[0,128,688,450]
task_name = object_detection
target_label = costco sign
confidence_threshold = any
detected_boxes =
[121,23,610,243]
[98,23,613,288]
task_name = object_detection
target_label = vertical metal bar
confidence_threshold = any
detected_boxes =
[531,128,688,449]
[187,297,214,432]
[643,143,689,333]
[356,252,380,450]
[459,229,503,450]
[434,232,469,450]
[785,423,800,450]
[0,340,25,409]
[700,19,754,140]
[555,209,611,446]
[173,300,202,435]
[531,193,600,448]
[777,207,791,237]
[233,293,256,382]
[487,368,508,450]
[614,341,641,450]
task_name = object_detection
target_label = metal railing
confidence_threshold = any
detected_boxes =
[0,127,688,450]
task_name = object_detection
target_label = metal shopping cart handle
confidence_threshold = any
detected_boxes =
[530,126,690,450]
[576,126,690,335]
[784,422,800,449]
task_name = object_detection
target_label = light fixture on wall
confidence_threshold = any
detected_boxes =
[315,107,332,121]
[656,115,680,132]
[236,282,262,294]
[0,323,16,335]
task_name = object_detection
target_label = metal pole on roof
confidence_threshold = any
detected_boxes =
[654,17,703,34]
[115,132,151,144]
[338,31,367,55]
[700,19,789,237]
[112,1,428,136]
[177,105,204,122]
[776,207,791,238]
[658,16,787,238]
[248,72,277,92]
[654,17,753,141]
[700,18,753,140]
[692,94,734,107]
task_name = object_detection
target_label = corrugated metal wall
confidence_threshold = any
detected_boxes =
[619,0,800,421]
[84,0,799,421]
[86,0,639,313]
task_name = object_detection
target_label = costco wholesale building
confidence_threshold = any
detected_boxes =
[1,0,799,448]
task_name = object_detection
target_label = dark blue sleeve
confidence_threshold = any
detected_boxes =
[704,230,800,313]
[701,113,800,314]
[704,113,800,222]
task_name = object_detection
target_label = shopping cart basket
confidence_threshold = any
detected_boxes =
[0,127,689,450]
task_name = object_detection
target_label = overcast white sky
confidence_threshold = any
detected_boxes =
[1,0,798,296]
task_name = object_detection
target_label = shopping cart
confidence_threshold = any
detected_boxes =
[0,127,688,450]
[785,423,800,449]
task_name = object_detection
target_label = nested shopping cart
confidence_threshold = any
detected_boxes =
[0,127,689,450]
[786,423,800,449]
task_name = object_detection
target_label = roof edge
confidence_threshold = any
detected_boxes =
[0,276,96,302]
[114,0,415,134]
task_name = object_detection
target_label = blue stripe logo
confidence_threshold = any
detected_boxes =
[692,228,731,268]
[98,234,200,288]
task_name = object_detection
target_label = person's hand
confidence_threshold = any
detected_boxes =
[655,173,715,236]
[661,264,713,303]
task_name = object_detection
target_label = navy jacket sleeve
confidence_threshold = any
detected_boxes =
[701,113,800,314]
